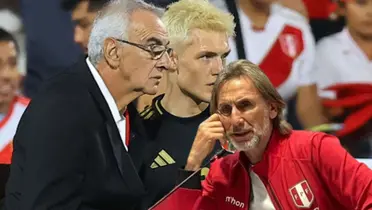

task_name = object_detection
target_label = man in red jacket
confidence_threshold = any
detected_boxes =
[156,59,372,210]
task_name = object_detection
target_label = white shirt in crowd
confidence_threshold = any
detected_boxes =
[313,28,372,99]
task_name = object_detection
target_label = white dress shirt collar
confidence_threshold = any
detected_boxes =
[86,58,124,123]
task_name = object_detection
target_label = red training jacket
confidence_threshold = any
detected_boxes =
[155,130,372,210]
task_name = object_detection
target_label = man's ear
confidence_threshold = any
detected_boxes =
[169,50,179,73]
[269,103,278,120]
[103,38,120,69]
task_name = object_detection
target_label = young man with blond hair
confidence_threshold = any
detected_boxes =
[140,0,235,207]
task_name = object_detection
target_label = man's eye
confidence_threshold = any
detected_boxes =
[200,53,216,60]
[200,55,210,60]
[74,20,90,28]
[81,22,92,28]
[236,100,252,111]
[150,45,165,54]
[218,105,232,116]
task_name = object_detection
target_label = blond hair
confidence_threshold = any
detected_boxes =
[210,60,292,135]
[162,0,235,50]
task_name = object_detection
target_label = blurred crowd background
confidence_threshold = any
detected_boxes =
[0,0,371,160]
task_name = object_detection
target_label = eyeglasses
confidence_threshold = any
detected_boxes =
[115,38,173,60]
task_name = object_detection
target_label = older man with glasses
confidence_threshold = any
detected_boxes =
[5,0,172,210]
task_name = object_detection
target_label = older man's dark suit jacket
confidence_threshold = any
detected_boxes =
[5,59,154,210]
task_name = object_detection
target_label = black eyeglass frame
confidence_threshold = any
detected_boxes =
[114,38,172,60]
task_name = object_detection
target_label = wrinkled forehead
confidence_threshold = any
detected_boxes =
[128,9,168,45]
[217,77,260,104]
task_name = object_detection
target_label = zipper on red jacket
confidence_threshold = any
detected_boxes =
[267,180,283,210]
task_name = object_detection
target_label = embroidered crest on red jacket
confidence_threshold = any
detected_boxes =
[289,180,314,208]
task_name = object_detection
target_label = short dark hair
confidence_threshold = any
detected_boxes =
[62,0,108,12]
[0,28,19,55]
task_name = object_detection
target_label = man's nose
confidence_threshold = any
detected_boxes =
[230,106,244,126]
[156,50,173,72]
[74,26,84,45]
[211,57,224,75]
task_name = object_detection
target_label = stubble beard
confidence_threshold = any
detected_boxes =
[229,110,271,152]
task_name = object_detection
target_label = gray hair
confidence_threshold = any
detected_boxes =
[87,0,164,66]
[210,59,292,135]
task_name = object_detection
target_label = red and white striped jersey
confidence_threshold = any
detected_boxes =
[0,96,29,164]
[213,1,316,101]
